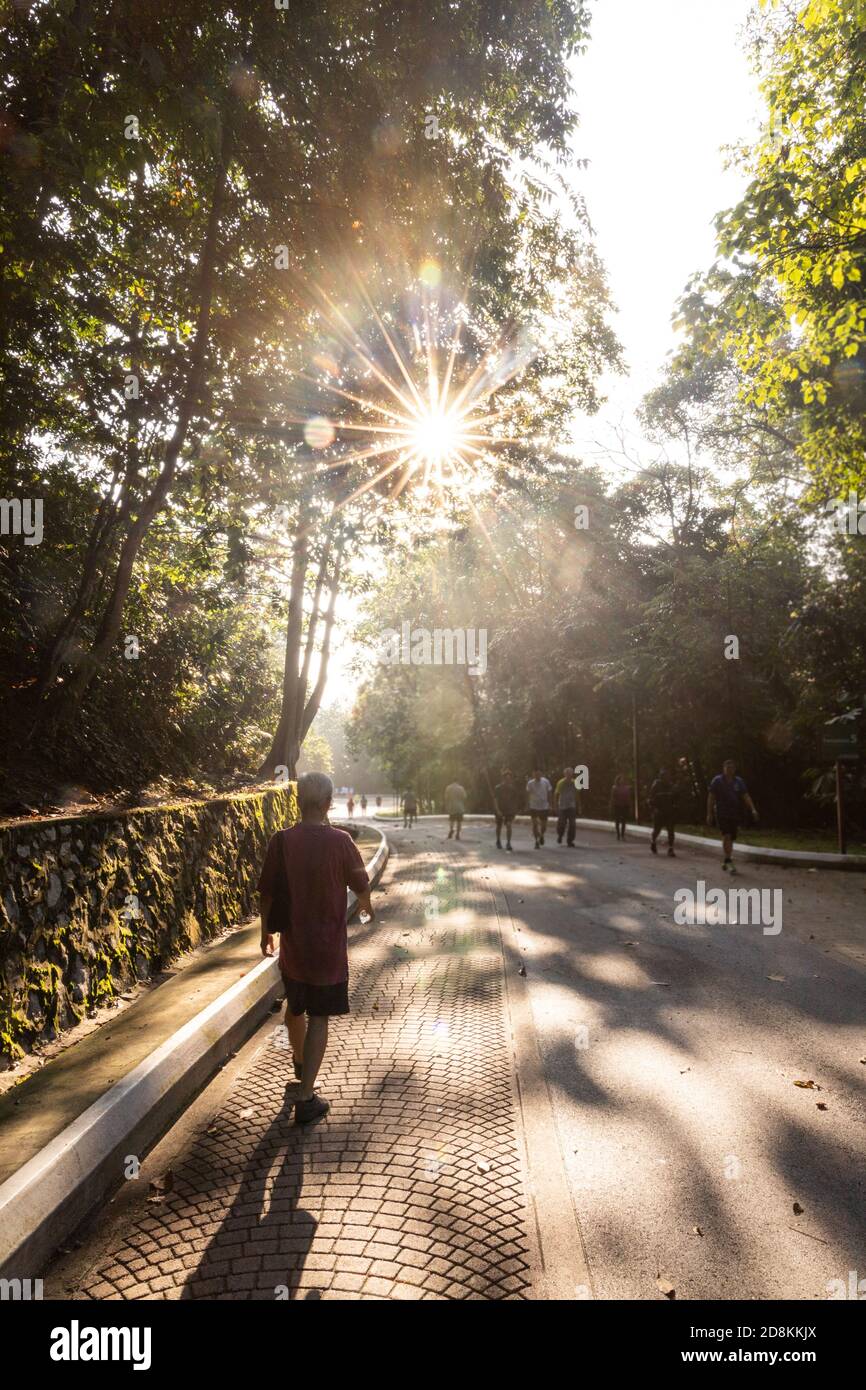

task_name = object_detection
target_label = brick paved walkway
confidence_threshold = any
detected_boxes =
[77,838,536,1300]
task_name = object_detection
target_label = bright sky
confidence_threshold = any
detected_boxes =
[321,0,764,708]
[568,0,762,468]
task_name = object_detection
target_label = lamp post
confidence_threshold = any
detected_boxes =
[632,690,640,822]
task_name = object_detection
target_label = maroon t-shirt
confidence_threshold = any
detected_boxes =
[257,823,369,985]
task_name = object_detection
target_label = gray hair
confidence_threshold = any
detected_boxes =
[297,771,333,812]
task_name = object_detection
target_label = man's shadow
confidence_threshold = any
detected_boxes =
[177,1048,323,1301]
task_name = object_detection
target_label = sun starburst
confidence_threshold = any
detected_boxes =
[272,259,537,514]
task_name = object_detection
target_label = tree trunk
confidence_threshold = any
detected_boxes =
[257,491,312,778]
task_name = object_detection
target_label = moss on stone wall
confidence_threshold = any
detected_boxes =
[0,785,297,1065]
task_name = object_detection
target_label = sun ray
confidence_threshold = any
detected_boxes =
[278,261,538,516]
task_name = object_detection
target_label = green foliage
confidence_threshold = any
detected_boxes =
[0,1,618,804]
[347,450,866,828]
[669,0,866,496]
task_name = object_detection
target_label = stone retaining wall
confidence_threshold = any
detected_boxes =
[0,785,297,1065]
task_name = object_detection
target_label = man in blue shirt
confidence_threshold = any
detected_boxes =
[706,759,759,874]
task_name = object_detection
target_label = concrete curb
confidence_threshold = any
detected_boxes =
[373,812,865,871]
[0,827,389,1280]
[572,817,866,871]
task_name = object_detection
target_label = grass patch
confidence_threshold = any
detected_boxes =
[677,823,866,856]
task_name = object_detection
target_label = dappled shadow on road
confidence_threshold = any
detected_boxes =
[475,832,866,1297]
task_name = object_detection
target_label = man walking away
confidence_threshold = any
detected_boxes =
[494,769,520,850]
[610,774,631,840]
[402,789,418,828]
[444,780,466,839]
[259,772,374,1125]
[359,793,367,814]
[554,767,578,847]
[526,768,552,848]
[650,767,677,857]
[707,759,759,874]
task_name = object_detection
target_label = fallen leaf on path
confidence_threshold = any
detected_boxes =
[518,965,527,977]
[767,975,786,982]
[680,1067,691,1074]
[148,1170,174,1203]
[692,1226,703,1237]
[656,1279,676,1300]
[476,1158,490,1173]
[792,1201,804,1215]
[794,1080,820,1089]
[816,1102,828,1110]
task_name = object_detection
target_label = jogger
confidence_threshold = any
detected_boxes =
[707,759,759,873]
[526,769,552,848]
[554,767,578,847]
[649,767,677,857]
[493,769,520,850]
[610,774,631,840]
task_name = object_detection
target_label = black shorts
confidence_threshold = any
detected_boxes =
[283,977,349,1017]
[718,818,738,839]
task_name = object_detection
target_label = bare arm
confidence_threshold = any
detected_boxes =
[355,887,375,921]
[260,892,276,956]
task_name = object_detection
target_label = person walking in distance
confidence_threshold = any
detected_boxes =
[610,774,631,840]
[258,772,374,1125]
[444,780,467,839]
[649,767,677,856]
[493,769,520,851]
[526,768,552,848]
[402,788,418,828]
[707,758,759,874]
[346,793,355,818]
[359,793,368,815]
[554,767,578,847]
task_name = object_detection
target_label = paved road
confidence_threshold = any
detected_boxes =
[54,818,866,1300]
[475,819,866,1301]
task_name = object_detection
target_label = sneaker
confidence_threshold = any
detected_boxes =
[650,839,658,854]
[722,859,730,872]
[667,849,676,858]
[496,838,502,849]
[295,1094,330,1125]
[506,843,513,852]
[539,835,545,845]
[557,835,563,844]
